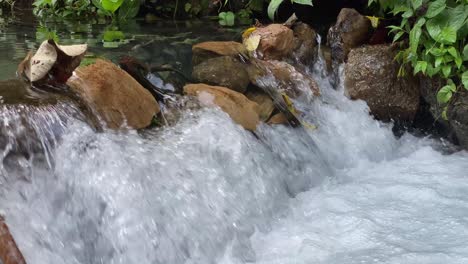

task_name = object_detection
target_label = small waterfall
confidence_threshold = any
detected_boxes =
[0,52,468,264]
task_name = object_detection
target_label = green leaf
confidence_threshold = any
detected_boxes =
[447,4,467,30]
[402,9,414,18]
[437,84,454,103]
[447,47,459,59]
[441,107,448,120]
[463,44,468,61]
[218,11,235,26]
[409,25,422,53]
[442,65,451,77]
[435,56,443,68]
[411,0,422,10]
[103,30,124,41]
[101,0,123,13]
[393,31,405,42]
[462,71,468,90]
[439,27,457,44]
[292,0,313,5]
[425,0,446,18]
[426,19,442,41]
[267,0,284,21]
[118,0,139,22]
[414,61,428,74]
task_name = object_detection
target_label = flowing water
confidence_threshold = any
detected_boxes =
[1,16,468,264]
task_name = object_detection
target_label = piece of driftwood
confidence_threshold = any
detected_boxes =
[0,216,26,264]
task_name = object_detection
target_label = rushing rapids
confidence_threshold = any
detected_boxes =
[1,54,468,264]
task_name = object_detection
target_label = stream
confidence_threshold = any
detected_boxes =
[1,17,468,264]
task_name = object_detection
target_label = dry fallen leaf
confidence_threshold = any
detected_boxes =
[28,40,58,82]
[55,43,88,57]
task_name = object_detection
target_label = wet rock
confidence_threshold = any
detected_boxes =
[250,24,295,60]
[248,59,320,98]
[320,45,333,73]
[419,77,447,123]
[327,8,371,62]
[448,90,468,149]
[192,41,247,66]
[66,59,160,129]
[245,89,275,121]
[291,22,318,65]
[0,216,27,264]
[344,44,420,122]
[192,56,250,93]
[0,79,63,105]
[267,112,288,125]
[184,83,259,131]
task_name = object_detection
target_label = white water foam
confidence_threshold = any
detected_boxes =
[1,57,468,264]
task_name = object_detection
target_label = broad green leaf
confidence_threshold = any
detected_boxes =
[462,71,468,90]
[409,25,421,53]
[103,30,124,41]
[267,0,284,20]
[442,65,451,77]
[429,47,445,56]
[439,27,457,44]
[219,11,235,26]
[415,17,426,27]
[455,56,463,68]
[437,84,454,103]
[102,0,124,13]
[463,44,468,61]
[447,4,467,30]
[447,47,459,59]
[292,0,313,5]
[426,19,441,41]
[118,0,139,21]
[414,61,428,74]
[411,0,422,10]
[425,0,446,18]
[435,56,443,68]
[392,4,410,15]
[402,9,414,18]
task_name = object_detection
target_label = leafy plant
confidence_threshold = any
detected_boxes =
[218,11,235,26]
[369,0,468,118]
[267,0,313,20]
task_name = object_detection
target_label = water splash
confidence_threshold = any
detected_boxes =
[1,56,468,264]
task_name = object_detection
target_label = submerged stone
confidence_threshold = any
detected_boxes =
[192,56,250,94]
[184,83,259,131]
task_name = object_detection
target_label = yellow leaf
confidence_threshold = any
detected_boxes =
[244,35,261,52]
[242,27,257,39]
[366,16,380,28]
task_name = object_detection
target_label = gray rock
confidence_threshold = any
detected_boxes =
[327,8,371,62]
[192,56,250,94]
[344,44,420,122]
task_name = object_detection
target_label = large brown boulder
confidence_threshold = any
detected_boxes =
[291,22,318,65]
[250,24,295,60]
[184,83,259,131]
[248,59,320,98]
[448,90,468,148]
[192,41,247,66]
[327,8,371,62]
[66,59,160,129]
[344,44,420,122]
[245,89,275,121]
[192,56,250,93]
[1,216,27,264]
